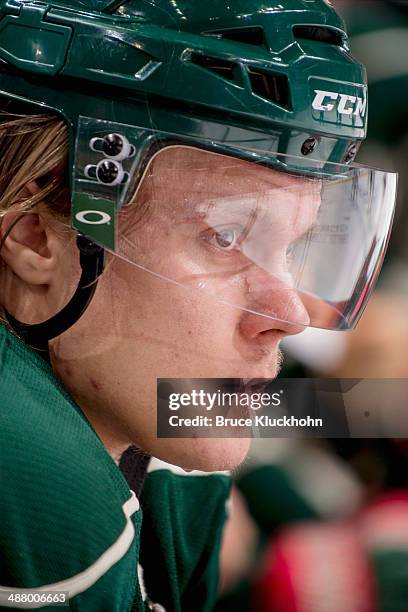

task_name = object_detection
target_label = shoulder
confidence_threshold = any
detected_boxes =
[139,458,231,611]
[0,325,131,510]
[0,327,141,610]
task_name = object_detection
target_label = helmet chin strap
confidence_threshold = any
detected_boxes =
[5,235,105,357]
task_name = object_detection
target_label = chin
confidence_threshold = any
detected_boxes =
[152,437,251,473]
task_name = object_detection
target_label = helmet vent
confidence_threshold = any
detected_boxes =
[248,68,291,109]
[190,54,237,81]
[203,27,267,48]
[293,26,344,47]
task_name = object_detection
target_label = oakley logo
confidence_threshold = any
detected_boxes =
[312,90,367,118]
[75,210,112,225]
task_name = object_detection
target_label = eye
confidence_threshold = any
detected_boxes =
[203,225,244,252]
[215,227,239,250]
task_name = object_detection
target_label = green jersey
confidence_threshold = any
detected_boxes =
[0,325,231,611]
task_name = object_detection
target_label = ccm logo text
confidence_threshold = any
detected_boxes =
[312,89,367,117]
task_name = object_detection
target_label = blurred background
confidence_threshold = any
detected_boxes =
[216,2,408,610]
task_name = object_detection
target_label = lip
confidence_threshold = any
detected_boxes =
[238,378,272,394]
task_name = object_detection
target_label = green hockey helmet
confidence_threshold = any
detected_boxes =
[0,0,397,345]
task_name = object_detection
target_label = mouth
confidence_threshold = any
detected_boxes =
[238,378,273,395]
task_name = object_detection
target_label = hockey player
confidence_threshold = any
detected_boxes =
[0,0,397,609]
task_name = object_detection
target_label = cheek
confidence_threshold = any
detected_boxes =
[108,257,242,364]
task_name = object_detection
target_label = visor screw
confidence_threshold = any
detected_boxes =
[103,133,125,157]
[96,159,120,184]
[344,143,358,164]
[301,137,318,156]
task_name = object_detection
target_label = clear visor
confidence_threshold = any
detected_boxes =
[73,122,397,332]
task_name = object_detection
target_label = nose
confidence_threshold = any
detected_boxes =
[239,267,310,339]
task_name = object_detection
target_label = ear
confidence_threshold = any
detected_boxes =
[1,181,58,285]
